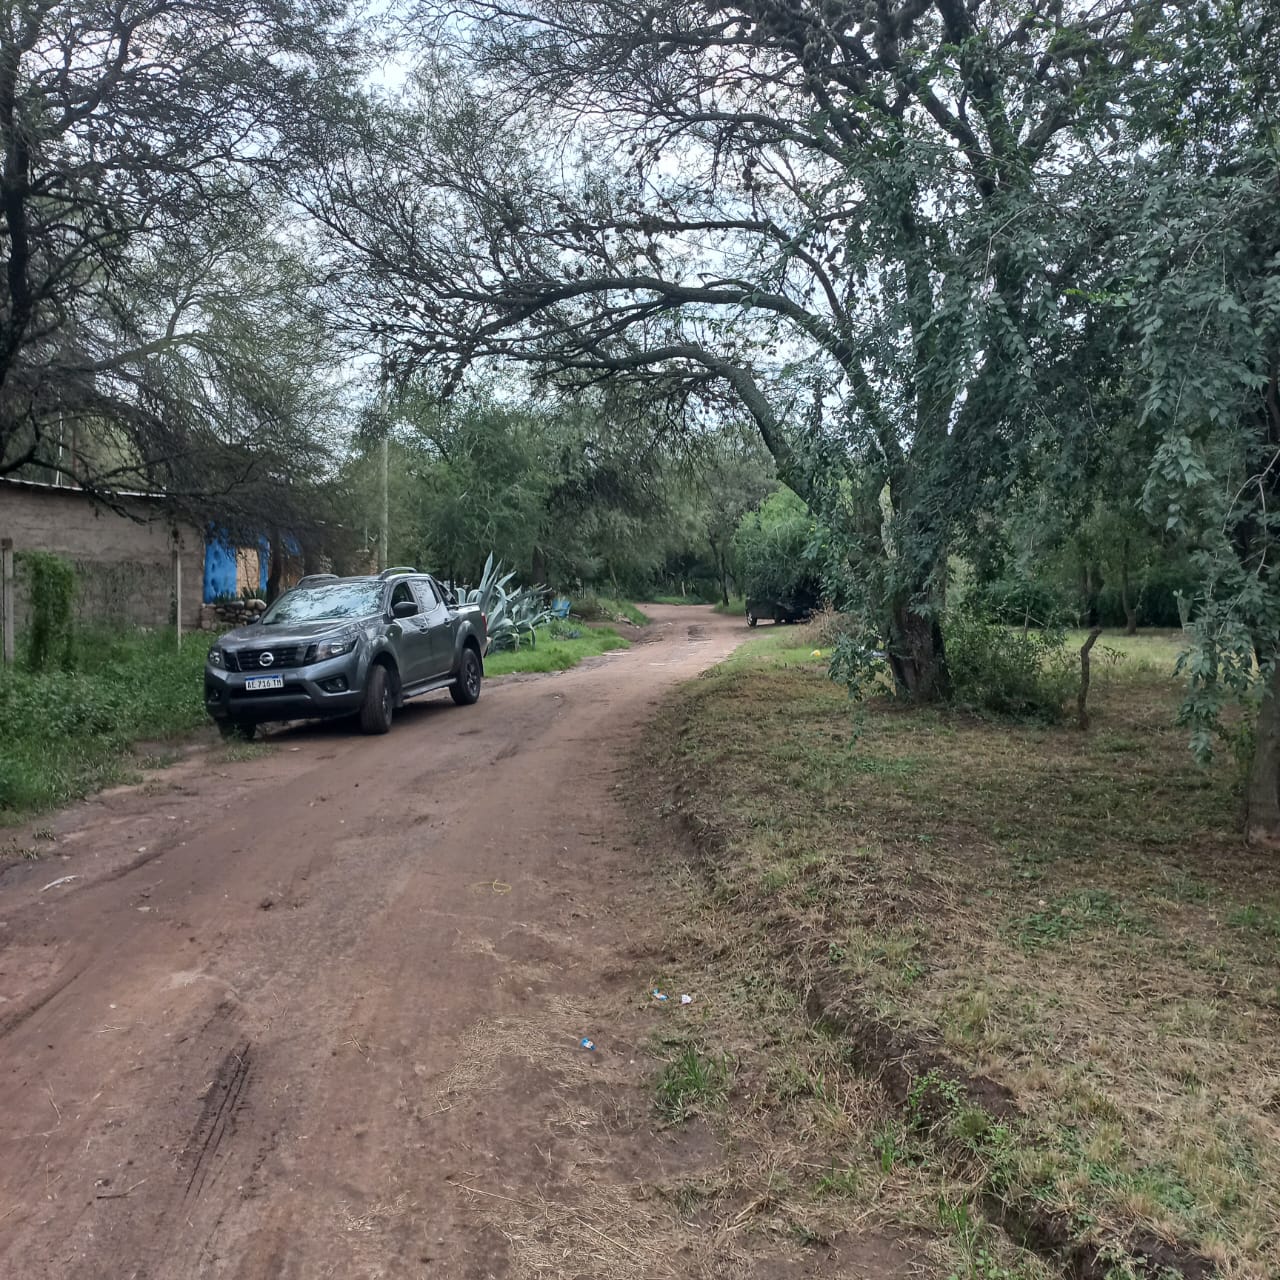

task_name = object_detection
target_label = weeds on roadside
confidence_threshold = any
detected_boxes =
[0,627,215,820]
[217,741,272,764]
[654,1042,732,1124]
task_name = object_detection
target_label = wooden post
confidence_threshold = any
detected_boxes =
[172,529,183,648]
[1,537,14,666]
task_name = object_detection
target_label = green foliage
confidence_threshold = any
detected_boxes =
[482,624,627,675]
[731,489,821,607]
[1115,3,1280,778]
[944,614,1076,722]
[967,576,1070,629]
[346,389,768,602]
[449,553,550,652]
[570,594,648,625]
[0,628,213,819]
[18,551,76,671]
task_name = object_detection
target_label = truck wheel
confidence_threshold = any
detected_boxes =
[359,663,394,734]
[218,719,256,742]
[746,613,757,628]
[450,648,482,706]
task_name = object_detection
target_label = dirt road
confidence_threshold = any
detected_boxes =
[0,606,762,1279]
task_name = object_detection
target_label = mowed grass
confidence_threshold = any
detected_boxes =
[648,626,1280,1277]
[718,620,826,671]
[1065,627,1189,676]
[0,627,215,822]
[484,624,629,675]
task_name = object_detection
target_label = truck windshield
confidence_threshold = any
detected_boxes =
[261,582,383,624]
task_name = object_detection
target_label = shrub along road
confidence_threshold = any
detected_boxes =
[0,606,926,1280]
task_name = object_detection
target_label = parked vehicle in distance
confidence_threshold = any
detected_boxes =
[204,568,487,738]
[745,590,819,628]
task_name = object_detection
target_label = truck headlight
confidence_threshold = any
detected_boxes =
[314,632,358,662]
[208,647,224,668]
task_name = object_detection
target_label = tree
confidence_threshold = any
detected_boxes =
[692,438,775,604]
[1125,0,1280,839]
[0,0,359,495]
[732,488,819,610]
[310,0,1165,700]
[394,388,554,584]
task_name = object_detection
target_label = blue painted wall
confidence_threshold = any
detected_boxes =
[203,530,239,602]
[203,528,299,602]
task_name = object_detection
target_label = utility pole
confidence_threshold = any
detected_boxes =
[379,335,389,572]
[172,529,183,649]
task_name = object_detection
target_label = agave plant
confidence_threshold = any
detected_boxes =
[447,554,552,653]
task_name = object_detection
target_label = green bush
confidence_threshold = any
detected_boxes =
[731,488,822,609]
[570,593,648,625]
[974,564,1200,630]
[19,550,77,671]
[968,576,1070,628]
[945,613,1076,721]
[0,627,214,819]
[1094,565,1198,629]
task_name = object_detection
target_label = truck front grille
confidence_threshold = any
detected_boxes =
[224,645,309,671]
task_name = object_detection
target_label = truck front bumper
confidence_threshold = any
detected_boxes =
[204,655,365,725]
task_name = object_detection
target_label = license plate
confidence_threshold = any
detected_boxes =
[244,675,283,691]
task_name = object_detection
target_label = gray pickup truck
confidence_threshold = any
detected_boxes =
[204,568,487,739]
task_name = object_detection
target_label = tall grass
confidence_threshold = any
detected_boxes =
[0,627,214,821]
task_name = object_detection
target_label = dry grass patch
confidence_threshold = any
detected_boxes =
[644,636,1280,1277]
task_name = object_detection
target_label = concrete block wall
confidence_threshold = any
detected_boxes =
[0,480,204,632]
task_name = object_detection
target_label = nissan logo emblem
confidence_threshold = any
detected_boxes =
[259,652,275,667]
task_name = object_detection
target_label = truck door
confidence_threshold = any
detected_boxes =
[388,580,433,686]
[412,577,454,679]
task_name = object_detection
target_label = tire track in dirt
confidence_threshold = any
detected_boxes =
[0,607,755,1280]
[183,1040,252,1203]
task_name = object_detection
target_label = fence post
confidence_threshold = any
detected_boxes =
[172,528,183,648]
[1,538,13,666]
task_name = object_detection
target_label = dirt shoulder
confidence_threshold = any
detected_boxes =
[0,605,927,1280]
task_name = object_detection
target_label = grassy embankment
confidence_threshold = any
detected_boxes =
[484,624,630,676]
[570,594,650,626]
[640,624,1277,1278]
[0,628,215,824]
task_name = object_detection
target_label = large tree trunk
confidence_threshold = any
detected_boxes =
[887,605,951,702]
[1247,660,1280,843]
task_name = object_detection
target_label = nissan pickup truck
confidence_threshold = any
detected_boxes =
[204,568,487,739]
